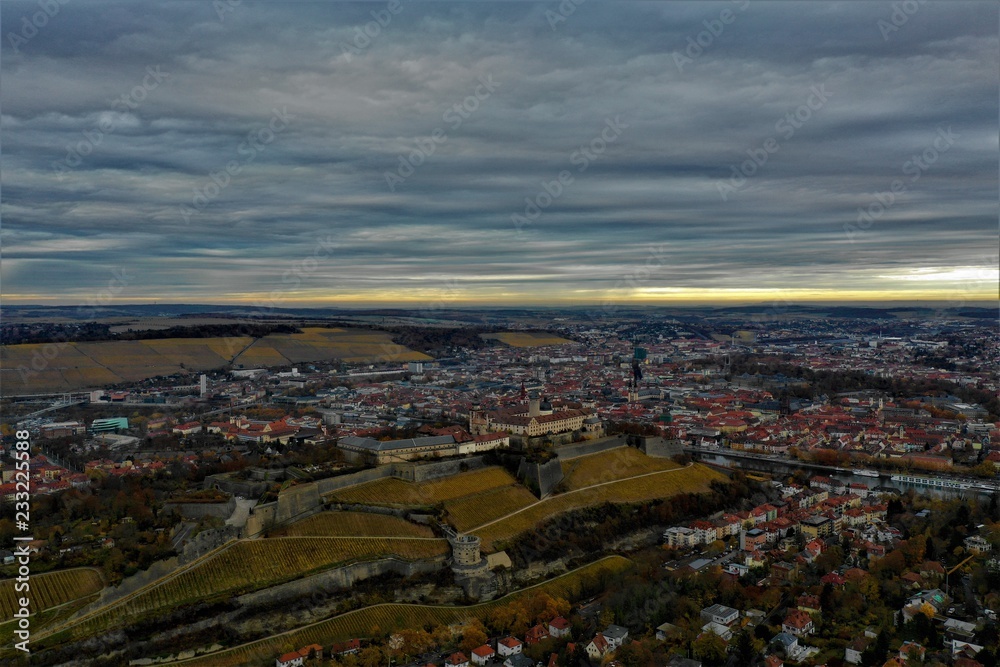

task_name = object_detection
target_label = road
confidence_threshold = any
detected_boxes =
[171,522,196,550]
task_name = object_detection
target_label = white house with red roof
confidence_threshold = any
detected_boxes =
[446,651,469,667]
[172,421,202,435]
[585,634,610,659]
[782,609,814,637]
[471,645,495,666]
[275,652,303,667]
[548,616,571,638]
[497,637,523,657]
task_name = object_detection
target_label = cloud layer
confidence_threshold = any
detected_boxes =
[2,0,997,305]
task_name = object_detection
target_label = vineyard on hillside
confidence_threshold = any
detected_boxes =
[277,512,435,538]
[165,556,633,667]
[474,464,725,550]
[443,486,538,532]
[560,446,681,490]
[327,467,518,506]
[40,538,449,645]
[0,568,103,618]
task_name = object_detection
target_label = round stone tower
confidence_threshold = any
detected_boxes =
[449,533,482,566]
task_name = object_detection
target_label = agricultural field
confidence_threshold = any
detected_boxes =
[473,464,726,550]
[276,511,434,538]
[326,467,518,507]
[0,327,427,393]
[39,538,448,645]
[559,446,681,490]
[0,567,103,618]
[443,485,538,533]
[481,332,573,348]
[164,556,633,667]
[234,328,431,366]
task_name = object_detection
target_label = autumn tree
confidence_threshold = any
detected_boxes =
[459,620,489,653]
[693,632,727,666]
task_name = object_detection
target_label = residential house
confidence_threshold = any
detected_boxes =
[771,633,804,661]
[845,637,869,665]
[504,654,534,667]
[964,535,992,554]
[525,623,550,645]
[471,645,495,666]
[498,637,523,657]
[700,604,739,627]
[601,625,629,649]
[446,652,469,667]
[664,526,699,548]
[276,653,304,667]
[656,622,683,641]
[899,641,925,662]
[585,634,611,659]
[796,594,821,614]
[548,616,571,638]
[782,610,814,637]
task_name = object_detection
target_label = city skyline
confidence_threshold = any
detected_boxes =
[2,1,998,306]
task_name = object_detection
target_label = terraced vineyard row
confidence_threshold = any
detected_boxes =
[42,538,449,644]
[327,467,518,506]
[278,511,434,538]
[170,556,633,667]
[443,486,538,532]
[0,568,103,618]
[474,464,725,550]
[560,446,681,490]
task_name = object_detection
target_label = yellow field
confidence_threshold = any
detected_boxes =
[560,447,681,490]
[277,511,434,538]
[327,467,519,507]
[443,485,538,533]
[0,328,428,393]
[483,332,573,348]
[0,568,103,618]
[163,556,634,667]
[42,538,448,644]
[233,341,290,366]
[473,464,725,551]
[234,329,432,367]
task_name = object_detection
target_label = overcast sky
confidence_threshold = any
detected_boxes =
[2,0,997,307]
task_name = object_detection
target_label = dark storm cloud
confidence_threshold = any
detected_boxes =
[1,0,997,304]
